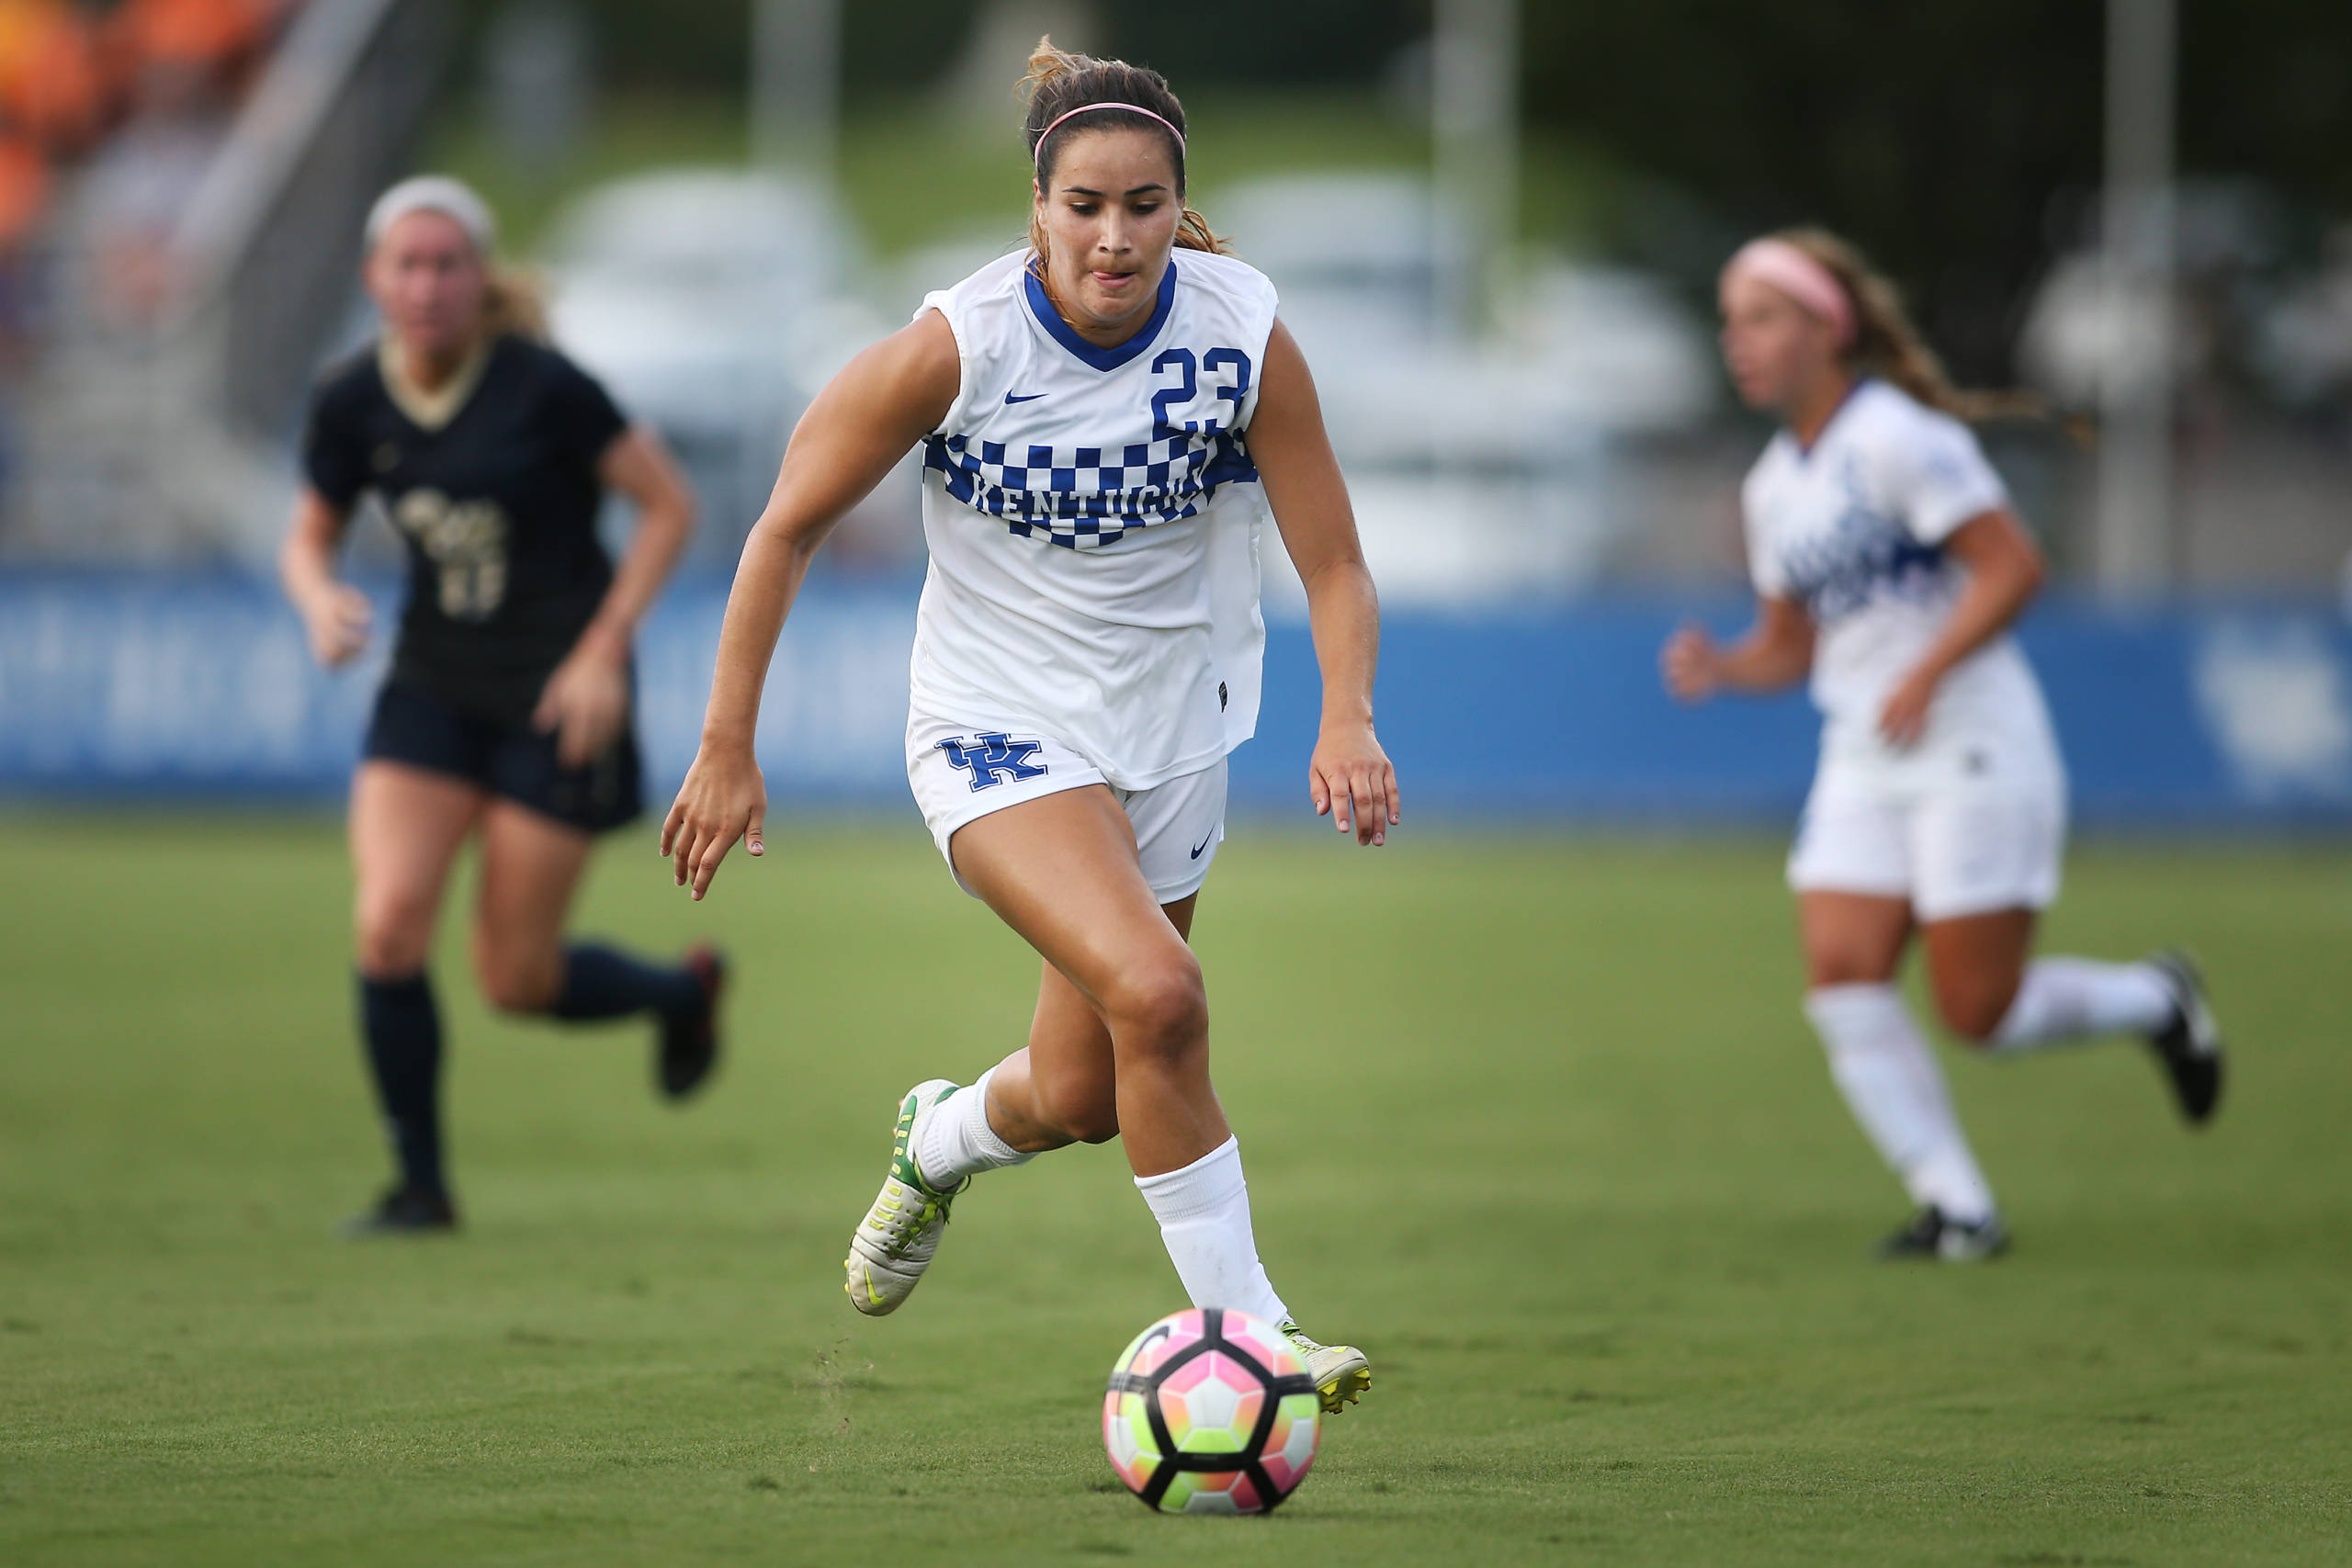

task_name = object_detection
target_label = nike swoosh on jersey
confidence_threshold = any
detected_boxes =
[1003,390,1048,404]
[1190,829,1215,861]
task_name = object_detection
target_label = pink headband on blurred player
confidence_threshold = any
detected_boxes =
[1033,102,1187,168]
[1724,238,1854,344]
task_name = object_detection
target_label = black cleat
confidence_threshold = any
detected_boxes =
[659,944,726,1101]
[340,1184,458,1238]
[2146,951,2223,1125]
[1875,1205,2009,1263]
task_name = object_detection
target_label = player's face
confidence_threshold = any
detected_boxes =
[1718,271,1839,412]
[1034,128,1182,340]
[367,210,489,361]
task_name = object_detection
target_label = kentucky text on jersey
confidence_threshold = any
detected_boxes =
[922,429,1259,547]
[922,262,1259,549]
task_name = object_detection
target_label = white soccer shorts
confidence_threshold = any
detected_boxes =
[906,708,1227,906]
[1787,761,2065,922]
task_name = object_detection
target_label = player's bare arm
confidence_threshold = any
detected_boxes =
[1662,593,1815,703]
[1250,317,1398,847]
[278,488,372,667]
[663,310,961,897]
[1875,507,2044,746]
[533,426,698,768]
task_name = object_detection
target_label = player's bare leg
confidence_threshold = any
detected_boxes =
[844,786,1370,1408]
[477,799,728,1100]
[1926,909,2222,1123]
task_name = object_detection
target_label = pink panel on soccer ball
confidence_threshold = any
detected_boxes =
[1158,1355,1216,1397]
[1128,1310,1207,1381]
[1222,1313,1302,1377]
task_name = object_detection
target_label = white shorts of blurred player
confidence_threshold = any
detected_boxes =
[1788,754,2067,922]
[906,708,1227,907]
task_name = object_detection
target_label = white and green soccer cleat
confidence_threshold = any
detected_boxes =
[1281,1321,1371,1414]
[843,1079,967,1316]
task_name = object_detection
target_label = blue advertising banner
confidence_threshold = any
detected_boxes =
[3,572,2347,826]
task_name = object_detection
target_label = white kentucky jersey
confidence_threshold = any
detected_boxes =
[909,247,1276,790]
[1744,378,2059,776]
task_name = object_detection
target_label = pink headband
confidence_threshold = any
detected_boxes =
[1724,238,1854,344]
[1033,101,1186,168]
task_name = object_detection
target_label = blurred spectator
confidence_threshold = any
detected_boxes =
[0,129,49,255]
[72,0,291,330]
[105,0,279,93]
[0,1,107,155]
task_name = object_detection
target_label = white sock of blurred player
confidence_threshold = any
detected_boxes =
[1806,984,1997,1224]
[1989,958,2175,1052]
[911,1066,1034,1186]
[1134,1137,1292,1326]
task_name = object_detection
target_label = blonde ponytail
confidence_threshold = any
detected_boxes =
[1778,227,2035,423]
[482,264,549,344]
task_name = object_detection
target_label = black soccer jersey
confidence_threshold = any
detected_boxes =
[302,335,631,725]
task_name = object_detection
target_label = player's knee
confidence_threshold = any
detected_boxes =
[1805,948,1890,989]
[475,947,560,1014]
[1935,982,2015,1047]
[1034,1075,1121,1145]
[354,892,435,977]
[1104,953,1209,1066]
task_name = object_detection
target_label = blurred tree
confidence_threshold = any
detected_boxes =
[1522,0,2105,381]
[1101,0,1423,86]
[1524,0,2352,380]
[2177,0,2352,213]
[445,0,978,96]
[445,0,1428,97]
[436,0,2352,381]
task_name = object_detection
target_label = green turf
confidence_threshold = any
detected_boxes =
[2,815,2347,1565]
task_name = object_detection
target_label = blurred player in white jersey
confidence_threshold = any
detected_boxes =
[1664,229,2223,1261]
[662,40,1393,1407]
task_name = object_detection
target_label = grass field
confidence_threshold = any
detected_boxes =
[3,815,2348,1566]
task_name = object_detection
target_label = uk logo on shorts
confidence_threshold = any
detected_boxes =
[937,733,1048,792]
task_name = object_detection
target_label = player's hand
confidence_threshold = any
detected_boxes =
[1660,623,1720,703]
[1309,719,1399,847]
[662,742,767,900]
[534,637,631,769]
[1878,663,1940,749]
[299,583,372,667]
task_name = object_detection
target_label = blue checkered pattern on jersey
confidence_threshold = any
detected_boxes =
[922,429,1258,548]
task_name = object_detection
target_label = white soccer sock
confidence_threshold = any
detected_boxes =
[1133,1136,1292,1327]
[1804,985,1997,1224]
[911,1067,1034,1189]
[1991,958,2176,1053]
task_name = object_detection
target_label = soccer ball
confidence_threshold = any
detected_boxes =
[1101,1306,1321,1514]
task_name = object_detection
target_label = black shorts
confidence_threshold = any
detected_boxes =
[362,681,644,835]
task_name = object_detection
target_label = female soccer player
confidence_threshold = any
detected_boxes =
[282,176,725,1235]
[662,42,1393,1410]
[1663,229,2224,1260]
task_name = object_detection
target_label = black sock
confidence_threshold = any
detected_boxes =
[548,942,703,1022]
[357,972,445,1196]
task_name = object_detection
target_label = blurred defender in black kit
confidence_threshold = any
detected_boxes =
[281,176,726,1235]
